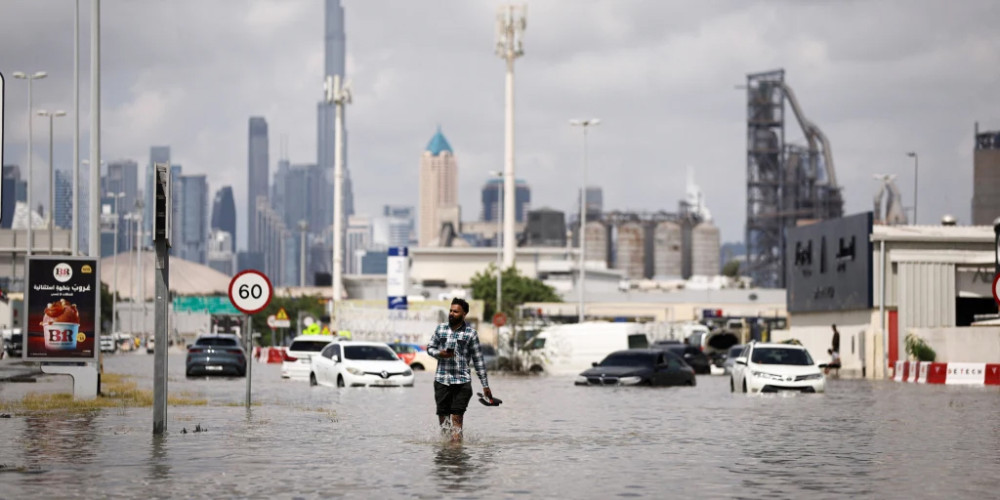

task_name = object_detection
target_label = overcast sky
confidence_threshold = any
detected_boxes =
[2,0,998,250]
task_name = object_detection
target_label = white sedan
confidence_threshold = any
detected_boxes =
[731,342,825,394]
[281,335,339,380]
[310,341,414,388]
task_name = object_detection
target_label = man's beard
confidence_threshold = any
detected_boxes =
[449,316,463,328]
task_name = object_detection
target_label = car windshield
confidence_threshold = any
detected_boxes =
[599,352,654,368]
[289,340,330,352]
[750,347,814,365]
[344,345,399,361]
[481,344,497,356]
[196,337,238,347]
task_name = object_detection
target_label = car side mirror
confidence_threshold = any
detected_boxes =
[735,358,747,366]
[186,344,192,350]
[591,362,599,367]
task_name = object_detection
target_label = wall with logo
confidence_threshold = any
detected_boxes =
[785,212,873,313]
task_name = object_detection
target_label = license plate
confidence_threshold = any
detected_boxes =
[373,380,391,386]
[206,366,223,371]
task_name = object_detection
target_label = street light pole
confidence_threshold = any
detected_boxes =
[907,152,918,225]
[13,71,47,256]
[570,118,599,323]
[39,110,67,254]
[489,171,504,316]
[495,4,526,269]
[299,220,308,287]
[325,74,351,303]
[111,192,124,336]
[73,0,80,255]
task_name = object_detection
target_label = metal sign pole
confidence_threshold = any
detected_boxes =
[152,163,170,435]
[153,236,168,434]
[245,314,252,409]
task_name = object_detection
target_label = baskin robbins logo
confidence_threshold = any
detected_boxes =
[53,263,73,283]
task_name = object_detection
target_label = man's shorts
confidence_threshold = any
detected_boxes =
[434,382,473,416]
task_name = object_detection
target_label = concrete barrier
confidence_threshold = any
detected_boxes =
[893,361,1000,385]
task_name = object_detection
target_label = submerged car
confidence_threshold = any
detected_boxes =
[730,342,825,394]
[311,341,414,388]
[185,334,247,377]
[722,344,746,375]
[575,349,695,387]
[387,342,437,371]
[652,343,712,374]
[282,335,338,380]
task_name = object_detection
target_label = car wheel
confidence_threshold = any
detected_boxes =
[742,380,747,393]
[529,365,544,374]
[337,375,345,388]
[309,373,317,386]
[730,378,735,393]
[410,363,424,371]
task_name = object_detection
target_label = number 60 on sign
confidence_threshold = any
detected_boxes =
[228,270,273,315]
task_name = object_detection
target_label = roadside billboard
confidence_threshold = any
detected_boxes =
[785,212,873,313]
[387,247,408,310]
[24,256,101,360]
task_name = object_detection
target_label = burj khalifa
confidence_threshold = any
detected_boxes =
[318,0,354,230]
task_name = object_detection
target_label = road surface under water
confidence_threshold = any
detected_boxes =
[1,351,998,498]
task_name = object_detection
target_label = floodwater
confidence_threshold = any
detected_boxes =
[1,352,999,499]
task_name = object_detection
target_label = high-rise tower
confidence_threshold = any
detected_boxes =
[248,117,269,252]
[419,128,459,246]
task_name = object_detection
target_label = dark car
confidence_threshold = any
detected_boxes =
[652,342,712,374]
[3,330,23,358]
[186,334,247,377]
[481,343,499,371]
[575,349,695,387]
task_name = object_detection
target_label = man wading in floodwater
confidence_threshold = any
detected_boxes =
[427,298,493,442]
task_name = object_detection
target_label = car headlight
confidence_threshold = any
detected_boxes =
[574,376,590,385]
[346,367,364,376]
[618,376,643,386]
[800,373,824,380]
[751,371,784,381]
[403,369,413,376]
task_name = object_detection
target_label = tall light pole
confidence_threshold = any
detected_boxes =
[906,152,918,225]
[495,4,526,269]
[73,0,80,255]
[489,170,504,316]
[325,74,351,303]
[88,0,102,260]
[299,220,308,287]
[110,192,125,336]
[134,199,144,336]
[570,118,599,323]
[38,110,67,254]
[12,71,47,255]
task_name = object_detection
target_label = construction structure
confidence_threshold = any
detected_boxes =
[873,174,908,225]
[745,69,844,288]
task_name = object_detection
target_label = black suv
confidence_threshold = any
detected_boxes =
[651,342,712,374]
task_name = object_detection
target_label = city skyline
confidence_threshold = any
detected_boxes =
[1,1,998,246]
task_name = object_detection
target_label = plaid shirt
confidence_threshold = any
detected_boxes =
[427,322,489,388]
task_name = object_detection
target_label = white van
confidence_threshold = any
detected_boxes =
[519,322,650,375]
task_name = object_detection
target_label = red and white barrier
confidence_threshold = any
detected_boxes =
[893,360,1000,385]
[252,347,287,364]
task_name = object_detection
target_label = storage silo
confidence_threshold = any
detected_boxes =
[691,222,721,276]
[583,221,609,266]
[614,222,646,279]
[653,221,683,279]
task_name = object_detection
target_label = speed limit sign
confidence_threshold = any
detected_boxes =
[228,270,273,315]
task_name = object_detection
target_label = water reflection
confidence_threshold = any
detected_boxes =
[148,435,171,482]
[433,442,485,494]
[19,411,99,467]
